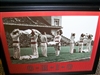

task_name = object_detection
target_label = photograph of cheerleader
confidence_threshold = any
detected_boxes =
[3,16,98,64]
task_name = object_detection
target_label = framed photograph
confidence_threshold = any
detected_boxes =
[0,4,100,75]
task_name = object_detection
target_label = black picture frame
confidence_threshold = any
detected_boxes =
[0,2,100,75]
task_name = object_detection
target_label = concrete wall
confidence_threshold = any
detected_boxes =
[42,16,62,36]
[42,16,62,26]
[51,16,62,26]
[51,29,58,36]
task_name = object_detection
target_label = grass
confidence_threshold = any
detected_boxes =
[9,46,92,64]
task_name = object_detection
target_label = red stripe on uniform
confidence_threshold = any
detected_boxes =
[13,41,19,43]
[31,42,36,44]
[31,38,34,40]
[55,41,59,42]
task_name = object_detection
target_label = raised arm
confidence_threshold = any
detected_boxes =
[32,29,41,35]
[20,29,32,35]
[10,29,21,38]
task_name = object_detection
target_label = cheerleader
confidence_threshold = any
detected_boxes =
[54,29,62,56]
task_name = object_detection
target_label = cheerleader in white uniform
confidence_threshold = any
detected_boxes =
[78,33,85,53]
[54,30,62,56]
[10,29,23,59]
[86,34,93,52]
[40,32,48,57]
[70,33,75,54]
[19,29,41,60]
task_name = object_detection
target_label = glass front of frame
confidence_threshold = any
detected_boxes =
[0,11,100,74]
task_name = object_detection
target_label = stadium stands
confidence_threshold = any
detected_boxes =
[3,17,70,48]
[3,17,50,26]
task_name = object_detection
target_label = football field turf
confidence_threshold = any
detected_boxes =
[9,46,92,64]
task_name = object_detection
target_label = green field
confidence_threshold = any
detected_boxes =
[9,46,92,64]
